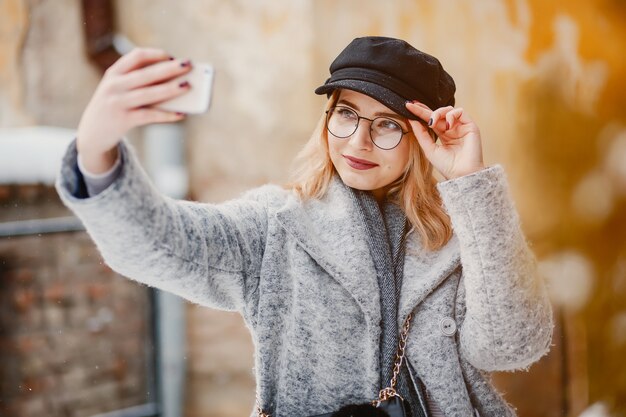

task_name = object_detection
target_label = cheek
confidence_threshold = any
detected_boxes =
[398,140,412,171]
[380,145,410,177]
[328,138,344,164]
[328,137,339,154]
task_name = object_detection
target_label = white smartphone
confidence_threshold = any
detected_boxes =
[156,63,214,114]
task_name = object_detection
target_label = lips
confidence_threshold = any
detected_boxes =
[343,155,378,170]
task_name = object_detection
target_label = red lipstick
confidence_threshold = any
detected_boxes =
[343,155,378,170]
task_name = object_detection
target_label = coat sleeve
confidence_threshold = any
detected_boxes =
[437,165,554,371]
[55,139,280,315]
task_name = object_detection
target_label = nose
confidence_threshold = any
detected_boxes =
[348,119,373,151]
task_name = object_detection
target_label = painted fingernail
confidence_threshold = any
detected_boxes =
[179,81,190,88]
[446,121,450,130]
[180,59,191,67]
[176,112,186,116]
[168,56,175,60]
[428,118,433,127]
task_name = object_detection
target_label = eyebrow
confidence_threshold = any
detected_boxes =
[336,99,407,124]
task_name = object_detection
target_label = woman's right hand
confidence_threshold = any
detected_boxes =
[77,47,192,173]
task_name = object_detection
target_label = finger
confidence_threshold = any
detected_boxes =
[108,48,173,75]
[430,106,454,129]
[405,101,432,124]
[122,79,192,109]
[438,123,476,146]
[408,119,437,156]
[445,108,464,131]
[117,59,192,91]
[128,107,186,127]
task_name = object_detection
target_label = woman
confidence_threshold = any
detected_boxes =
[56,37,554,417]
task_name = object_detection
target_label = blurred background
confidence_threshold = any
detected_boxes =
[1,0,625,416]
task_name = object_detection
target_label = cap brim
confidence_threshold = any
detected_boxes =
[314,80,419,121]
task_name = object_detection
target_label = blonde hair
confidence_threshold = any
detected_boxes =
[287,91,453,251]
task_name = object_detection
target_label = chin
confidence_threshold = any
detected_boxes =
[337,169,378,191]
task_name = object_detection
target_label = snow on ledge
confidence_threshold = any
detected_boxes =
[0,126,75,185]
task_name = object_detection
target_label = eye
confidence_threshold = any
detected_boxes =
[376,118,402,132]
[336,107,357,120]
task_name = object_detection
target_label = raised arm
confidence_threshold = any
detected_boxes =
[437,166,553,371]
[55,46,279,314]
[404,99,553,371]
[57,138,280,314]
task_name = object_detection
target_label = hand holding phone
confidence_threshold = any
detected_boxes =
[77,48,212,174]
[155,63,215,114]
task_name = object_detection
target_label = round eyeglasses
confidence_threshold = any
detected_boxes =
[325,106,409,150]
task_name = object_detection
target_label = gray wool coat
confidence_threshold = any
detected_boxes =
[56,140,554,417]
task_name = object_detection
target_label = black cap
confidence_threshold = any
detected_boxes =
[314,36,456,120]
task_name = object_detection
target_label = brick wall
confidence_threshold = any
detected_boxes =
[0,184,154,417]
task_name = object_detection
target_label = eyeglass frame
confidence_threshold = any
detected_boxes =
[324,105,411,150]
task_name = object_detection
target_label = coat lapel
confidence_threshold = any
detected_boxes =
[275,176,382,327]
[275,175,462,330]
[398,228,461,326]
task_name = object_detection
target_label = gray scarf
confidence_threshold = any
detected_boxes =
[348,187,427,417]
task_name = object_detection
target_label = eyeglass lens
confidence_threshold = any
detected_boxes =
[326,106,404,150]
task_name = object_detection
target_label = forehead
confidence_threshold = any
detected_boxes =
[337,89,398,116]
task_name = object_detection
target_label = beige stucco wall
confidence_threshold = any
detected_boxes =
[2,0,625,416]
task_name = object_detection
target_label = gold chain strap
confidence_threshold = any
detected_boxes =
[372,312,413,406]
[256,313,414,416]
